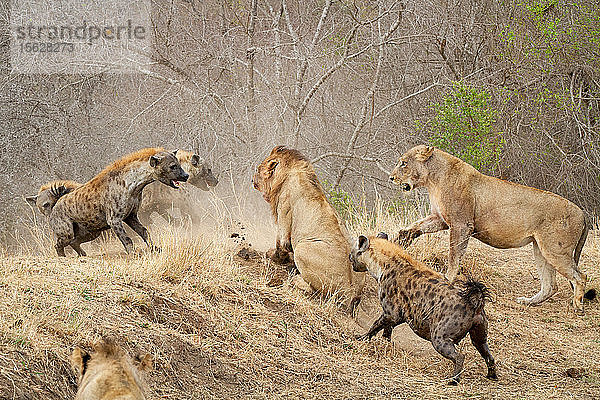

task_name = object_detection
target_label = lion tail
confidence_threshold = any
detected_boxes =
[458,278,492,312]
[574,217,589,265]
[575,218,596,301]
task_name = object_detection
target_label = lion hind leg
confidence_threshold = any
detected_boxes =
[293,243,355,308]
[537,240,587,314]
[446,224,473,282]
[516,241,557,305]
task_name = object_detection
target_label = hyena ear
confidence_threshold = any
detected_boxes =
[376,232,389,240]
[172,149,178,158]
[134,353,154,372]
[69,347,90,379]
[415,146,434,162]
[25,195,38,207]
[357,235,370,253]
[149,155,160,168]
[191,154,203,167]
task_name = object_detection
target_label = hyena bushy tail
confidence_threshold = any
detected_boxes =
[458,279,492,312]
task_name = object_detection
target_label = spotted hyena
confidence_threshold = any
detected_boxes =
[139,150,218,224]
[27,151,217,226]
[49,148,188,256]
[26,180,82,216]
[350,233,497,385]
[26,180,88,254]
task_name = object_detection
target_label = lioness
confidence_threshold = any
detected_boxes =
[253,146,365,310]
[70,339,152,400]
[389,145,591,313]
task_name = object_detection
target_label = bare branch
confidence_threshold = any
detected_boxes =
[334,3,405,187]
[293,23,360,143]
[374,82,441,119]
[246,0,258,132]
[295,0,333,102]
[311,152,391,175]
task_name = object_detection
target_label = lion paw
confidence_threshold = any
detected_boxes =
[267,248,294,265]
[516,296,539,305]
[291,275,314,293]
[516,290,555,306]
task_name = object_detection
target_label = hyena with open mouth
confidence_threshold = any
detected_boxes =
[49,148,188,256]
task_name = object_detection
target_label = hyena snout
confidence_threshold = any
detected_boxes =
[179,170,190,182]
[166,166,188,185]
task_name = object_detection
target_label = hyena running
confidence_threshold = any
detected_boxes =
[350,233,497,385]
[49,148,188,256]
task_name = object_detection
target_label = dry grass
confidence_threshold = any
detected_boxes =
[1,205,599,399]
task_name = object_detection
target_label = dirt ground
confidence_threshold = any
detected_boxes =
[0,230,599,399]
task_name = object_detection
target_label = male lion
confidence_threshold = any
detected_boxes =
[70,339,152,400]
[253,146,365,310]
[389,145,591,314]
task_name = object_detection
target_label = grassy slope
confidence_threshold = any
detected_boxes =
[0,224,599,399]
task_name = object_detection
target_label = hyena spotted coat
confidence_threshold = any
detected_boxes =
[350,233,497,385]
[25,180,90,255]
[49,148,188,256]
[26,151,217,227]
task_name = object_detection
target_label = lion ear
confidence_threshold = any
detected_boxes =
[70,347,90,379]
[415,146,434,161]
[266,159,279,175]
[270,145,287,155]
[133,353,154,372]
